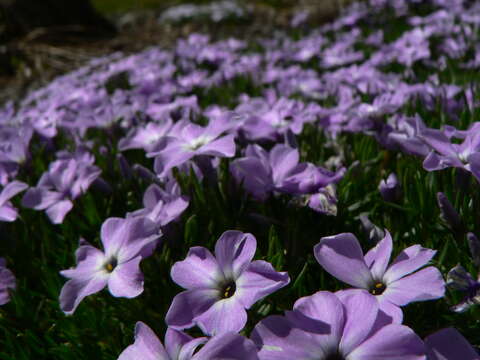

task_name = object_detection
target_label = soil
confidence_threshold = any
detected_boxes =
[0,0,347,105]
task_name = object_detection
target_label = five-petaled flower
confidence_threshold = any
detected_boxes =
[314,231,445,322]
[166,230,290,335]
[59,216,160,315]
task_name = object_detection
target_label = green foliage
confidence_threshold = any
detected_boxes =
[2,2,480,359]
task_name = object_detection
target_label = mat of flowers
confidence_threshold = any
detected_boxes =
[1,0,480,358]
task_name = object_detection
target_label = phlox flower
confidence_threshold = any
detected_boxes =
[22,156,101,224]
[425,328,479,360]
[230,143,344,201]
[0,181,28,222]
[59,216,160,315]
[420,122,480,182]
[118,322,259,360]
[166,230,290,335]
[314,231,445,322]
[128,181,189,229]
[252,290,425,360]
[0,258,16,305]
[446,264,480,313]
[147,118,235,178]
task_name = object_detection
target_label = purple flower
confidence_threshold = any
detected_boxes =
[148,118,235,178]
[0,125,32,165]
[129,181,189,228]
[436,192,462,232]
[22,156,101,224]
[446,265,480,313]
[468,232,480,267]
[236,96,320,142]
[425,328,479,360]
[166,230,290,335]
[118,322,259,360]
[379,173,401,203]
[59,216,160,315]
[230,144,344,201]
[314,231,445,321]
[118,121,172,152]
[420,122,480,182]
[0,181,28,222]
[252,290,426,360]
[0,258,16,305]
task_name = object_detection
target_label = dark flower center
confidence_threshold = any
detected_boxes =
[370,282,387,295]
[220,281,236,299]
[325,352,345,360]
[104,258,118,273]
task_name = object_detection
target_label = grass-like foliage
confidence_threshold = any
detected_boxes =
[1,0,480,359]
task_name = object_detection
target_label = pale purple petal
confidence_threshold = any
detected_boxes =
[171,247,221,289]
[195,298,248,335]
[0,265,16,305]
[348,324,425,360]
[382,267,445,306]
[252,315,326,360]
[0,203,19,222]
[166,289,218,330]
[314,233,373,288]
[236,260,290,308]
[214,231,256,279]
[46,199,73,224]
[423,151,445,171]
[118,322,169,360]
[269,145,299,185]
[60,245,105,279]
[193,332,259,360]
[107,256,144,298]
[101,217,159,262]
[290,291,345,350]
[166,329,206,360]
[338,291,379,355]
[384,245,437,284]
[230,157,272,200]
[197,134,236,158]
[425,328,479,360]
[0,181,28,207]
[21,188,62,210]
[59,275,108,315]
[364,231,393,280]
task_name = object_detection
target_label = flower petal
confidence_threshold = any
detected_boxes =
[0,203,19,222]
[101,217,159,262]
[289,291,344,350]
[338,290,379,355]
[197,134,236,158]
[194,332,259,360]
[171,247,221,289]
[166,289,218,330]
[59,275,108,315]
[425,328,478,360]
[383,245,436,284]
[21,188,62,210]
[195,298,248,335]
[314,233,373,289]
[252,315,326,360]
[215,231,256,279]
[382,267,445,306]
[0,181,28,207]
[107,256,144,298]
[118,322,169,360]
[364,231,393,281]
[236,260,290,309]
[46,199,73,224]
[348,324,425,360]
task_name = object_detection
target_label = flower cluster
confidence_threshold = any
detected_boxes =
[1,0,480,357]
